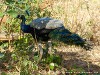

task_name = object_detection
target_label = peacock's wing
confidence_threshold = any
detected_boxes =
[30,17,64,29]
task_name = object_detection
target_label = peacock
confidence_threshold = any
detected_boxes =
[16,15,92,59]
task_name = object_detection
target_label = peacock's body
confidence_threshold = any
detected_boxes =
[17,15,91,50]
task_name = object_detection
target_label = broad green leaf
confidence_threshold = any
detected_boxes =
[0,53,4,58]
[34,55,39,62]
[24,0,28,3]
[54,63,58,67]
[11,54,16,57]
[23,60,28,66]
[11,54,17,61]
[6,0,14,4]
[7,10,17,18]
[0,12,4,17]
[33,64,38,70]
[49,63,54,70]
[1,72,7,75]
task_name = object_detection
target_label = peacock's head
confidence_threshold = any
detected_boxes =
[16,15,26,21]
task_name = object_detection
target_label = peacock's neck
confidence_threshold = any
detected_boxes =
[21,19,26,25]
[21,19,32,33]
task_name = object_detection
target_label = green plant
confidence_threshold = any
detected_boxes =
[0,0,99,74]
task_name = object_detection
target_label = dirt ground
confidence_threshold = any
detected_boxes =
[32,45,100,75]
[57,45,100,73]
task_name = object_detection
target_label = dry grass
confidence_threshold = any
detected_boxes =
[42,0,100,45]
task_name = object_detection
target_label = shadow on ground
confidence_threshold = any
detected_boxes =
[57,51,100,74]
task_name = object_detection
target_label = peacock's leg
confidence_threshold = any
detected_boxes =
[47,40,52,55]
[38,42,43,62]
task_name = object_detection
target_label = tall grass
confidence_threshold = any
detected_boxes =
[42,0,100,45]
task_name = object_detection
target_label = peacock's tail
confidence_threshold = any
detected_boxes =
[49,27,92,50]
